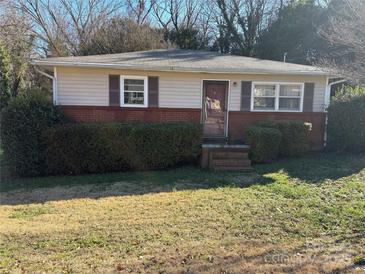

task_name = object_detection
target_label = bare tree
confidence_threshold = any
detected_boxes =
[125,0,155,25]
[195,4,215,47]
[215,0,280,56]
[319,0,365,84]
[0,2,34,95]
[153,0,202,30]
[81,17,165,55]
[152,0,209,49]
[16,0,123,56]
[152,0,171,30]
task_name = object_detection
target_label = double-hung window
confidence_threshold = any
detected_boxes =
[252,83,304,112]
[278,84,302,111]
[252,84,276,111]
[121,76,148,107]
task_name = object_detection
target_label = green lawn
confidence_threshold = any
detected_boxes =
[0,153,365,273]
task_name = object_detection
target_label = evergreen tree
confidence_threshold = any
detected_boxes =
[256,0,328,64]
[165,27,208,50]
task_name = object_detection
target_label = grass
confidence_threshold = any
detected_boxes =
[0,152,364,273]
[0,147,256,193]
[0,164,252,193]
[8,204,52,219]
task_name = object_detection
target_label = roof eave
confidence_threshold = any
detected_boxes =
[31,60,329,76]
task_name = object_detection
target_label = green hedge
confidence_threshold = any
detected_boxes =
[257,120,310,157]
[245,126,282,163]
[44,123,202,175]
[327,94,365,152]
[0,91,67,176]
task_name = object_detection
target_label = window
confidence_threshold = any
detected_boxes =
[121,76,148,107]
[252,83,303,112]
[279,85,302,111]
[252,84,276,110]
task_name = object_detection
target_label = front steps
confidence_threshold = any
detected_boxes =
[201,144,253,171]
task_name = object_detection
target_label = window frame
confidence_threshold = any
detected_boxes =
[251,82,304,112]
[120,75,148,108]
[251,84,276,111]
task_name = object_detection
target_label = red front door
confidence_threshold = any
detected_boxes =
[203,81,228,137]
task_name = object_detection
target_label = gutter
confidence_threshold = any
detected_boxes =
[31,60,329,76]
[324,78,347,108]
[35,68,53,80]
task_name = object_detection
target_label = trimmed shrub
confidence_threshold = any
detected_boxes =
[327,94,365,152]
[44,124,129,175]
[245,126,282,163]
[258,120,311,157]
[44,123,202,175]
[126,123,202,170]
[0,91,67,176]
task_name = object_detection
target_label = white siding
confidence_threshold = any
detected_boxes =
[312,80,327,112]
[55,67,327,112]
[228,78,242,112]
[159,76,201,108]
[57,68,108,106]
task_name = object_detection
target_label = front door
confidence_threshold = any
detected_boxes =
[203,81,228,137]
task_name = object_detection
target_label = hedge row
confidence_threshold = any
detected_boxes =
[1,91,202,177]
[44,123,202,175]
[327,94,365,152]
[245,126,281,163]
[0,91,67,176]
[257,120,311,157]
[245,120,310,163]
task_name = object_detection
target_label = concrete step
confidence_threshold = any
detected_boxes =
[212,159,251,167]
[211,151,249,159]
[203,137,227,144]
[213,166,254,172]
[201,143,252,170]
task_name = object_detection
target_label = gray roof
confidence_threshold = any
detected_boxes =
[33,49,328,76]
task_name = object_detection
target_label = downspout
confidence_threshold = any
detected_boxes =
[53,67,58,105]
[35,67,58,105]
[324,78,346,147]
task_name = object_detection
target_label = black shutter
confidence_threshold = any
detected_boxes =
[109,75,120,106]
[241,81,252,111]
[303,83,315,112]
[148,76,159,107]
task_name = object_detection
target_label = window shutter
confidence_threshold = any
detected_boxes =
[241,81,252,111]
[148,76,159,107]
[109,75,120,106]
[303,83,315,112]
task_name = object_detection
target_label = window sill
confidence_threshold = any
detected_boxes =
[250,109,302,113]
[121,104,148,108]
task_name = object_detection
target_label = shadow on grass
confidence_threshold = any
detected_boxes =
[0,165,273,205]
[254,152,365,183]
[1,152,364,205]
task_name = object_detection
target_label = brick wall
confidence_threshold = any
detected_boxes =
[228,111,326,149]
[61,106,325,149]
[61,106,201,124]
